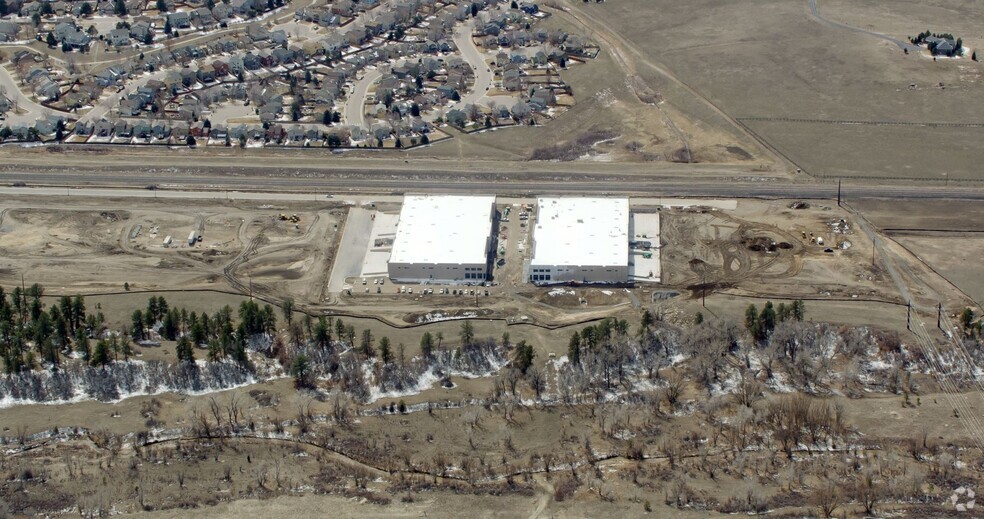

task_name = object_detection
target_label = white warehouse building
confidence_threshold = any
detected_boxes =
[529,197,629,284]
[388,194,496,283]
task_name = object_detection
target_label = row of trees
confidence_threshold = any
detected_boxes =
[0,286,287,376]
[744,300,806,342]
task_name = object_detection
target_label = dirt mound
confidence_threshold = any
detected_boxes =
[744,236,777,252]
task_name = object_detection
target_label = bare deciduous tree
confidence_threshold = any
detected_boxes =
[528,366,545,400]
[732,371,764,408]
[812,481,842,518]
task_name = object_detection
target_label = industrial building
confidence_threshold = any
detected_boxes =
[388,195,497,283]
[529,197,629,284]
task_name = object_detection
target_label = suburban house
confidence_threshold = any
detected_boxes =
[107,28,131,47]
[166,12,191,29]
[0,22,21,42]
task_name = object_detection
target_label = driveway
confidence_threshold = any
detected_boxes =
[807,0,919,52]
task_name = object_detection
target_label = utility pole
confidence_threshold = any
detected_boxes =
[907,300,911,331]
[837,179,842,207]
[871,237,876,267]
[938,302,942,330]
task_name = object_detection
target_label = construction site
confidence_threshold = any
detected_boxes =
[0,192,964,330]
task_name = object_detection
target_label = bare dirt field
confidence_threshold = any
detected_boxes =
[0,198,344,298]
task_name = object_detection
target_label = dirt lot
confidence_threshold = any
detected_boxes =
[0,198,344,299]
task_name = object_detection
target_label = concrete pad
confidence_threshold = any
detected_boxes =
[629,212,661,283]
[359,211,399,277]
[326,207,373,293]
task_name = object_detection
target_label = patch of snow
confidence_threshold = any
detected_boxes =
[547,287,575,297]
[414,311,478,323]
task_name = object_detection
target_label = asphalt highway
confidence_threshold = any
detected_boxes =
[0,169,982,201]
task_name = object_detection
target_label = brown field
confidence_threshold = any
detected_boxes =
[562,0,984,180]
[850,198,984,306]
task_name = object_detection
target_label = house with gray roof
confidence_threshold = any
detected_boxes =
[0,22,20,42]
[167,12,191,29]
[108,28,131,47]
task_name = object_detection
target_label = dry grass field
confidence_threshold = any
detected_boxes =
[563,0,984,180]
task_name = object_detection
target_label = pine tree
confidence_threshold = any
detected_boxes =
[75,327,90,362]
[512,341,535,374]
[175,335,194,362]
[792,300,806,321]
[745,304,760,339]
[120,334,133,360]
[91,340,111,366]
[360,329,375,358]
[420,332,434,358]
[379,337,392,364]
[568,332,581,365]
[291,354,312,388]
[459,321,474,345]
[131,310,144,341]
[281,298,294,326]
[758,302,776,340]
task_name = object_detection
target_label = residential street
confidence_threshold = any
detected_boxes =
[343,68,381,129]
[450,24,493,110]
[0,64,51,126]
